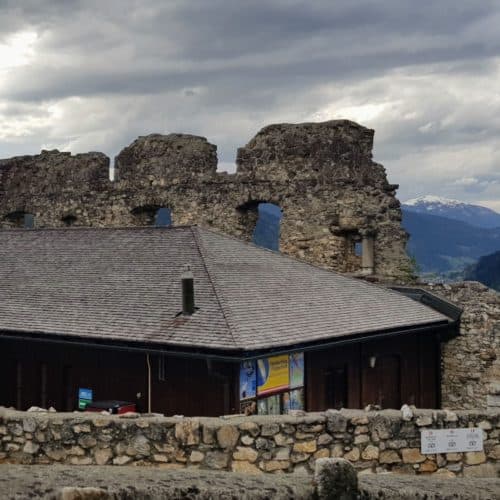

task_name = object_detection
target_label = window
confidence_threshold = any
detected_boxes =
[155,207,172,227]
[62,215,77,226]
[354,241,362,256]
[5,211,35,228]
[236,201,283,251]
[131,205,172,226]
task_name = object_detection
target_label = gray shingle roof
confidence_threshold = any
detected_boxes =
[0,226,449,352]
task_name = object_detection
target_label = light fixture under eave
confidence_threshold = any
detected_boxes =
[369,356,377,369]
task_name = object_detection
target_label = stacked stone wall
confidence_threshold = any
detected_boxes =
[1,408,498,478]
[421,282,500,411]
[0,120,412,280]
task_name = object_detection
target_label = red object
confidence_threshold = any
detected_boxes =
[84,400,136,414]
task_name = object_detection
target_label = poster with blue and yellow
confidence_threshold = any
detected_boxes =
[239,360,257,400]
[289,352,304,388]
[257,354,289,395]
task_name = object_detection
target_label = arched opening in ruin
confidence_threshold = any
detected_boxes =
[61,215,77,227]
[155,207,172,227]
[236,201,283,251]
[131,205,172,227]
[4,211,35,229]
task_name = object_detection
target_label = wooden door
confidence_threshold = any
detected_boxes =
[362,354,401,409]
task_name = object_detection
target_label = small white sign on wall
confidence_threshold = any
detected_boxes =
[421,428,483,454]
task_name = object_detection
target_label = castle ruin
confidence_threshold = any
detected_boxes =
[0,120,412,280]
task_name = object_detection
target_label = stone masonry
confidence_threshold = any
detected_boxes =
[0,120,413,280]
[422,282,500,411]
[0,408,498,478]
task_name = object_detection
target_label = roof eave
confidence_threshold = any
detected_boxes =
[0,318,454,363]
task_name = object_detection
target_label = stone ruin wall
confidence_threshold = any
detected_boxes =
[0,120,412,280]
[0,408,499,478]
[1,119,499,412]
[423,283,500,412]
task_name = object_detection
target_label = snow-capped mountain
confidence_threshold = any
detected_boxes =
[403,195,500,229]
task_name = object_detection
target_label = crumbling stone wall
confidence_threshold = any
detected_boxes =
[422,282,500,411]
[0,120,412,280]
[1,408,498,478]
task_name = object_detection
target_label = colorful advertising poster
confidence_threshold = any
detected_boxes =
[257,398,268,415]
[289,388,304,411]
[282,392,291,413]
[265,394,281,415]
[289,352,304,388]
[240,400,257,416]
[78,387,93,410]
[257,354,289,395]
[283,388,304,412]
[239,360,257,400]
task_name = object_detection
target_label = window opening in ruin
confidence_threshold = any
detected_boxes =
[23,213,35,229]
[131,205,172,226]
[236,201,283,251]
[62,215,77,227]
[155,207,172,227]
[354,242,362,257]
[253,203,282,251]
[5,211,34,229]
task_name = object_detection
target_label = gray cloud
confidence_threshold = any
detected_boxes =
[0,0,499,210]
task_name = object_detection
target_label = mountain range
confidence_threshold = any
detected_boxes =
[404,195,500,228]
[402,196,500,282]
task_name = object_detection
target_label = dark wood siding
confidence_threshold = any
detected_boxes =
[306,332,439,410]
[0,339,235,416]
[1,330,440,415]
[151,356,237,416]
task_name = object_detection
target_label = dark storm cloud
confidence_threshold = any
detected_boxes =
[2,0,499,102]
[1,0,500,209]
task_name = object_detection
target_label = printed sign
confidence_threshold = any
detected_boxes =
[257,355,290,395]
[283,388,304,413]
[421,428,483,454]
[289,352,304,388]
[239,360,257,400]
[258,395,281,415]
[78,388,93,410]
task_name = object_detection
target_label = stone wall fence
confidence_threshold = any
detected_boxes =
[0,407,498,478]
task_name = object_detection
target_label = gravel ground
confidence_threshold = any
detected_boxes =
[0,465,498,499]
[0,465,314,499]
[359,474,500,500]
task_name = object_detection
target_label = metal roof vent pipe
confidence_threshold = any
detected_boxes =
[181,264,195,315]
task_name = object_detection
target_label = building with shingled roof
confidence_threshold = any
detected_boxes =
[0,226,460,416]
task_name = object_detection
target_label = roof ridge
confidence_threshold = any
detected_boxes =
[190,226,240,349]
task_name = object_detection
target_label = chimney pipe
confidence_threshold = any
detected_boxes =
[181,265,195,315]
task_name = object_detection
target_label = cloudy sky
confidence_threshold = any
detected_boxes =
[1,0,499,210]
